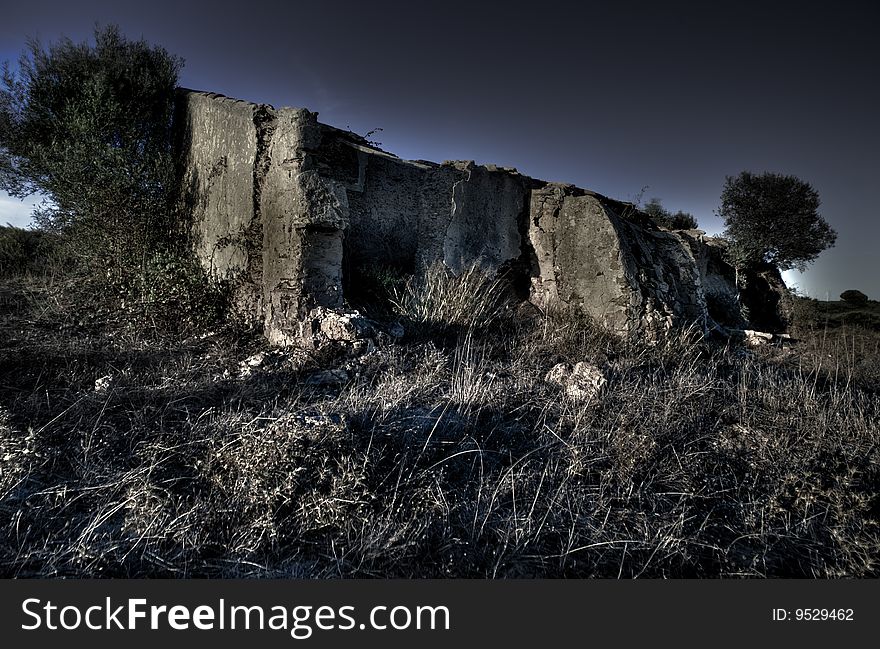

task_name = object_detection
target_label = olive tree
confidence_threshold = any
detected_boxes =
[718,171,836,272]
[0,25,183,277]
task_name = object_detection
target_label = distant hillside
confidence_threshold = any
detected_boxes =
[791,296,880,331]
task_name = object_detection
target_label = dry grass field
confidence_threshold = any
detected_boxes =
[1,255,878,577]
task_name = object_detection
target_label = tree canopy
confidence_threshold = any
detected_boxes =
[718,171,836,272]
[0,25,183,272]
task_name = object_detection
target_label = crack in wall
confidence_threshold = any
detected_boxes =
[248,103,277,319]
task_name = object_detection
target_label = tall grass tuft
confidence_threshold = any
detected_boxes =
[390,263,511,337]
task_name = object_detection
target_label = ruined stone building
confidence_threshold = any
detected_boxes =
[174,90,782,345]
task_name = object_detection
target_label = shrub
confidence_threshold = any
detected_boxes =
[0,224,68,278]
[1,27,228,336]
[840,289,869,304]
[642,198,698,230]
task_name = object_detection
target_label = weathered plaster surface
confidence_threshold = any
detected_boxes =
[176,89,756,344]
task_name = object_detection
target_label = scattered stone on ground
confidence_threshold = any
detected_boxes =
[94,375,113,393]
[300,307,378,348]
[236,348,309,378]
[545,361,607,401]
[386,322,405,339]
[730,329,796,347]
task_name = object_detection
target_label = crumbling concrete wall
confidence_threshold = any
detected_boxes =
[176,91,262,323]
[176,89,765,345]
[528,185,636,332]
[677,231,745,328]
[178,92,352,344]
[527,185,710,336]
[443,162,527,273]
[260,107,350,345]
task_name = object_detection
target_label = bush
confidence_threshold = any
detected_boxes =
[840,289,869,304]
[0,224,67,278]
[1,27,227,336]
[642,198,698,230]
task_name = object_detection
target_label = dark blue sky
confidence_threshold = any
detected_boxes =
[2,1,877,298]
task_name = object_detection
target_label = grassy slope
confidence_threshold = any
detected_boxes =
[789,295,880,332]
[0,275,878,577]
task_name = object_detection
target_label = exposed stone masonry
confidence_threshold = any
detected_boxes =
[175,89,770,345]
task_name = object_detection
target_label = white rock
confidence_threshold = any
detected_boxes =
[545,362,606,401]
[94,375,113,394]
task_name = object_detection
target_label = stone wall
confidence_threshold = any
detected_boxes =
[176,89,752,344]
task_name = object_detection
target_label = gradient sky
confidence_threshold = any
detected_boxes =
[1,1,877,299]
